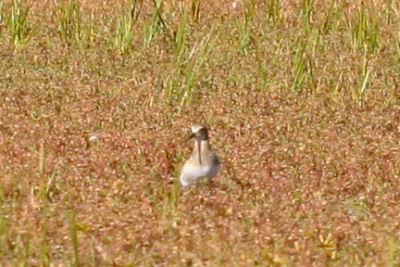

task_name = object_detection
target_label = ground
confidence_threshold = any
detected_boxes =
[1,0,400,265]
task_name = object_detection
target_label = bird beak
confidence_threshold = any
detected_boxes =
[187,133,195,141]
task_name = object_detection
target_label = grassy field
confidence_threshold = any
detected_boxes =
[1,0,400,265]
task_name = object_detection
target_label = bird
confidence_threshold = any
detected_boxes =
[179,124,221,187]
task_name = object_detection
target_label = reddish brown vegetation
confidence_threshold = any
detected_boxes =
[1,0,400,265]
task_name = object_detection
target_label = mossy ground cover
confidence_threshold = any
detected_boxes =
[1,0,400,265]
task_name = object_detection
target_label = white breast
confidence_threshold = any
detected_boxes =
[179,162,220,187]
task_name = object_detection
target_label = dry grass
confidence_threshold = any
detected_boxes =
[1,0,400,265]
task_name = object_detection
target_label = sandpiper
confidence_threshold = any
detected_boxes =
[179,125,221,187]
